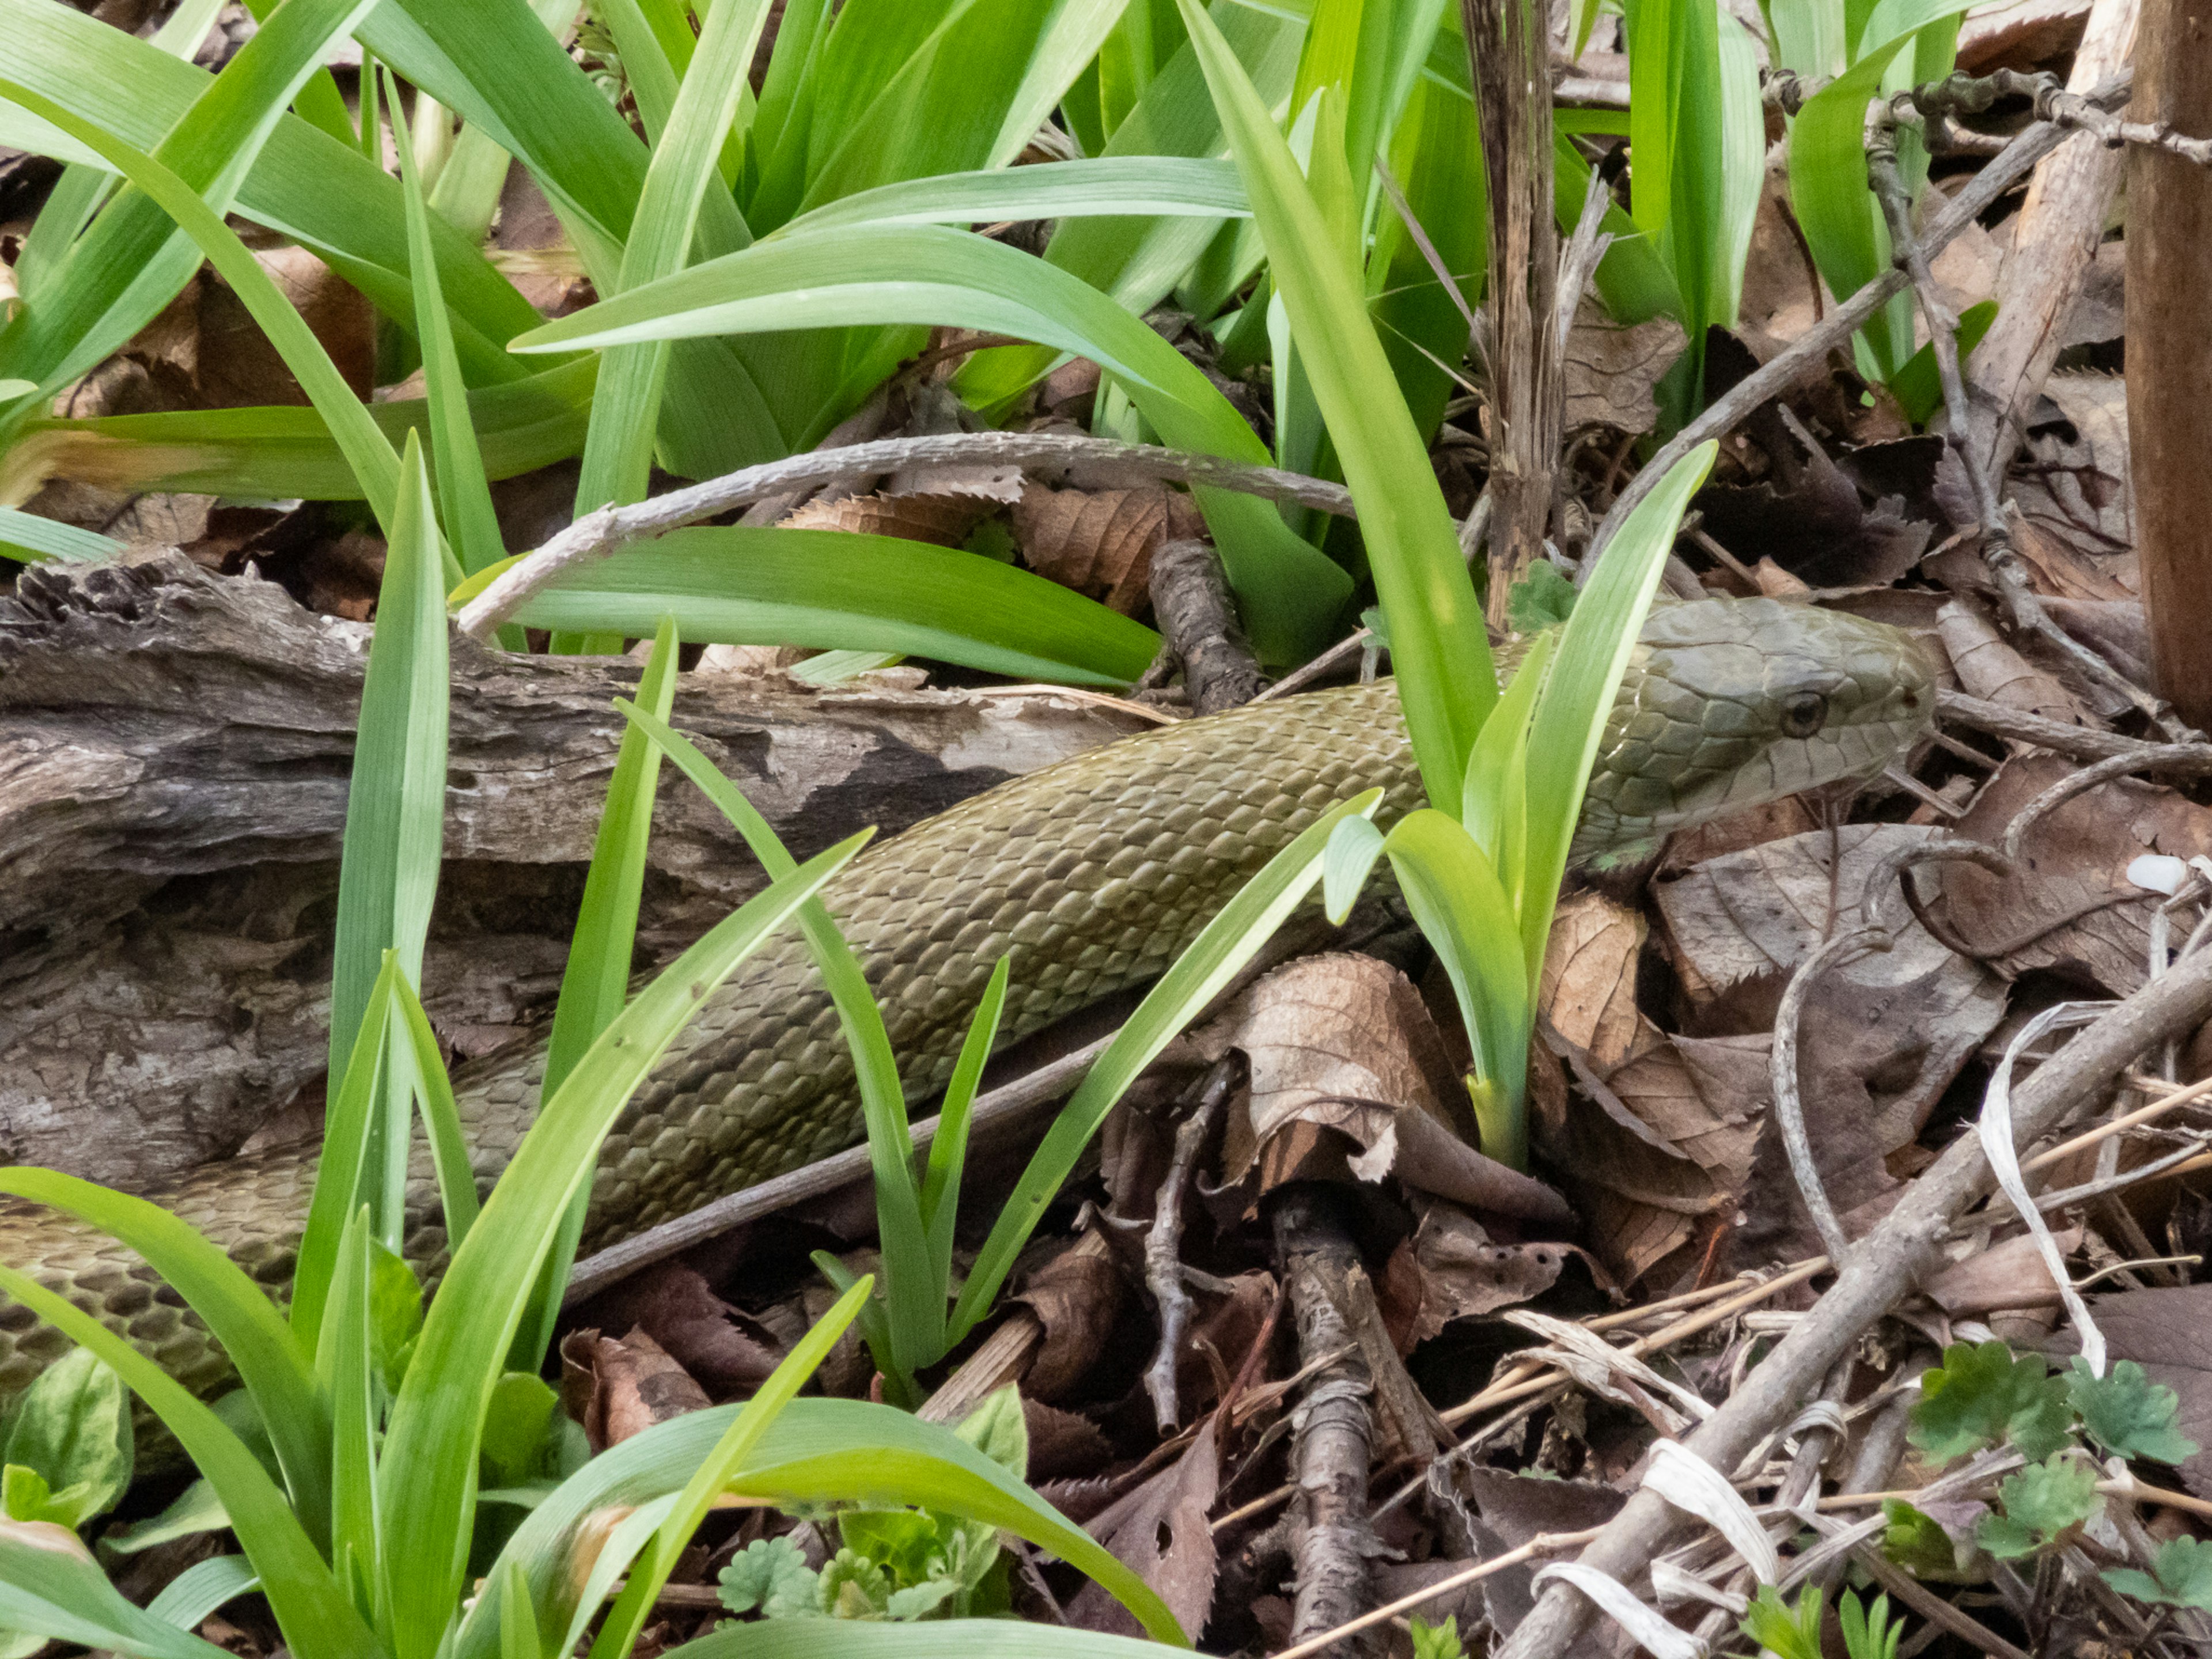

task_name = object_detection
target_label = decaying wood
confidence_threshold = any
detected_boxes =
[0,555,1146,1192]
[1149,538,1266,717]
[1464,0,1561,624]
[2128,0,2212,731]
[1271,1185,1380,1653]
[1961,0,2141,484]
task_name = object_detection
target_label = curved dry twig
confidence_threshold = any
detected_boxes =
[1770,925,1891,1263]
[1999,744,2212,858]
[455,432,1357,639]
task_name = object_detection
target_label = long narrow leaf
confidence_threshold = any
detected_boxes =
[774,157,1249,235]
[0,1523,232,1659]
[376,834,868,1659]
[0,1268,375,1659]
[587,1278,873,1659]
[921,956,1010,1291]
[0,79,404,526]
[391,70,510,584]
[502,527,1161,686]
[509,224,1350,662]
[326,433,449,1243]
[1517,443,1715,983]
[1172,0,1490,807]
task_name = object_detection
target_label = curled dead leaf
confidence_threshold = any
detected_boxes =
[1013,1233,1124,1402]
[1068,1420,1221,1640]
[1540,892,1646,1072]
[1011,482,1204,613]
[559,1326,711,1451]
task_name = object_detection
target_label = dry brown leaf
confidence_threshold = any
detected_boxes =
[1022,1397,1114,1483]
[1934,597,2099,728]
[558,1327,710,1451]
[569,1260,785,1396]
[1393,1202,1569,1343]
[1433,1466,1625,1641]
[1068,1420,1221,1639]
[1660,796,1821,874]
[1012,1234,1124,1402]
[1202,955,1574,1224]
[2016,372,2134,551]
[1540,891,1646,1071]
[1560,296,1685,435]
[1180,1270,1275,1417]
[779,490,992,547]
[1010,483,1203,613]
[2010,515,2134,602]
[197,247,375,406]
[1925,1226,2081,1315]
[1941,754,2212,995]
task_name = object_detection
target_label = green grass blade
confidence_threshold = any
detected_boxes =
[588,1278,873,1659]
[773,157,1249,236]
[577,0,772,515]
[8,358,597,506]
[327,435,449,1230]
[1461,630,1552,894]
[390,972,484,1253]
[496,1562,539,1659]
[0,0,380,400]
[376,833,868,1659]
[1380,808,1530,1164]
[238,0,358,145]
[0,1171,331,1540]
[0,506,120,563]
[503,526,1160,685]
[317,1207,383,1626]
[0,1267,375,1659]
[0,78,405,527]
[145,1556,259,1634]
[949,788,1384,1344]
[510,224,1349,661]
[611,699,939,1389]
[461,1397,1183,1657]
[512,619,681,1370]
[294,953,404,1351]
[1890,297,1997,426]
[0,1521,233,1659]
[920,956,1009,1291]
[1517,442,1715,986]
[391,71,510,584]
[1172,0,1490,804]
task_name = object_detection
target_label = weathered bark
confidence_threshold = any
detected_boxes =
[1149,538,1265,715]
[2129,0,2212,730]
[0,555,1147,1191]
[1961,0,2141,483]
[1464,0,1560,624]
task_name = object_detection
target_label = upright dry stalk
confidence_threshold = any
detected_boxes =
[2128,0,2212,730]
[1463,0,1560,626]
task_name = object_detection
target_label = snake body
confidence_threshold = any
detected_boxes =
[0,597,1933,1406]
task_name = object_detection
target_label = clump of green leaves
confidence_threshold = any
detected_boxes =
[719,1389,1027,1623]
[1892,1341,2205,1601]
[1909,1343,2196,1468]
[1740,1585,1903,1659]
[0,1350,131,1533]
[2105,1536,2212,1611]
[1408,1613,1468,1659]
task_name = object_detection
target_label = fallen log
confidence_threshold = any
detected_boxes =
[0,553,1148,1191]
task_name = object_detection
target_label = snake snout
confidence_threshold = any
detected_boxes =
[1576,599,1937,859]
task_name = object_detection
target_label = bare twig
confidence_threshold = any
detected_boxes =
[456,433,1358,638]
[1143,1059,1236,1431]
[1268,1528,1608,1659]
[1495,946,2212,1658]
[1851,1545,2037,1659]
[1936,688,2154,760]
[1148,540,1267,716]
[1998,744,2212,856]
[1771,926,1888,1262]
[1866,115,2191,738]
[1271,1186,1380,1653]
[1590,75,2133,567]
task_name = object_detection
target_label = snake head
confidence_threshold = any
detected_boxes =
[1574,597,1936,862]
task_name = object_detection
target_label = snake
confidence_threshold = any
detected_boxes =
[0,596,1933,1411]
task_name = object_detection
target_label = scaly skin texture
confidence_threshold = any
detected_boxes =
[0,598,1933,1409]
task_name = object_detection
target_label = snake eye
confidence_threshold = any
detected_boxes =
[1779,692,1830,739]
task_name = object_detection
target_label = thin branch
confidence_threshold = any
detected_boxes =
[455,433,1357,638]
[1589,73,2133,568]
